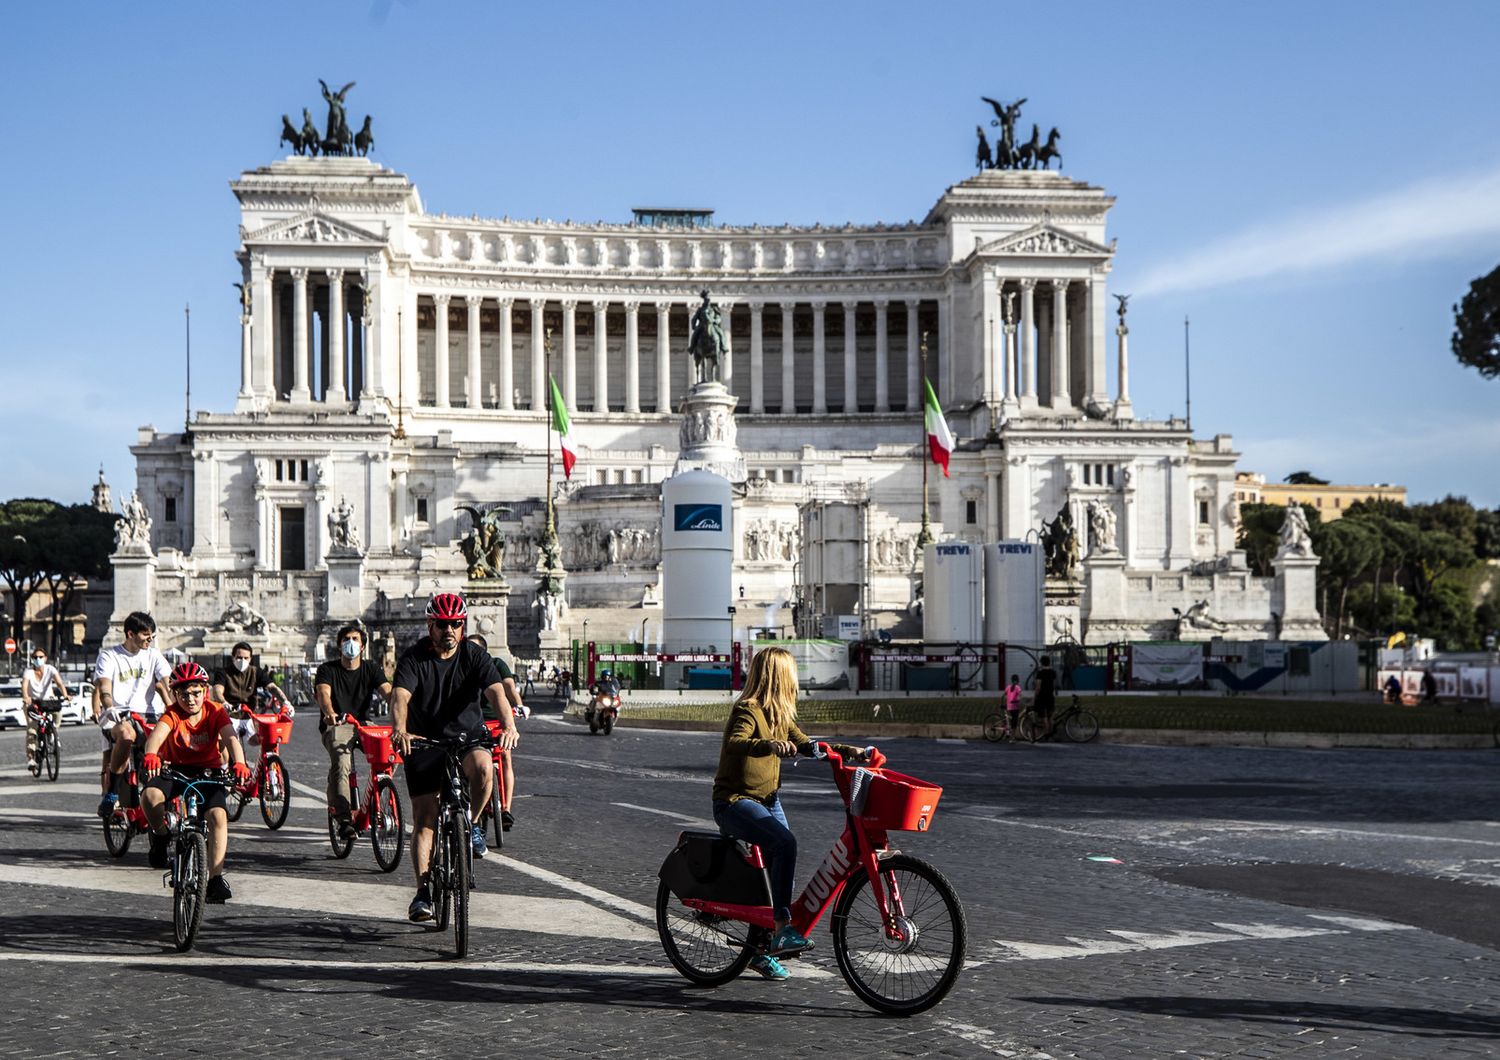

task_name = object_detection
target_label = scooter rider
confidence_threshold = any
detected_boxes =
[585,669,620,727]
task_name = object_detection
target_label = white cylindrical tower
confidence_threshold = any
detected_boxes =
[662,470,735,680]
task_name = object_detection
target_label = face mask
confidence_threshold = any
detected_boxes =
[233,658,250,673]
[341,639,361,659]
[32,658,45,670]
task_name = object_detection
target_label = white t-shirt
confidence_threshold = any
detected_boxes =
[23,664,63,702]
[94,644,171,717]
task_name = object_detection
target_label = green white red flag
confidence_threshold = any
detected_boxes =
[549,375,576,478]
[923,377,953,477]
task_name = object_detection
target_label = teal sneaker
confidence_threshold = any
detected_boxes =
[748,954,789,981]
[768,926,814,955]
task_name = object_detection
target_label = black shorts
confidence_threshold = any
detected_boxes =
[1033,699,1055,717]
[145,770,229,814]
[403,732,487,799]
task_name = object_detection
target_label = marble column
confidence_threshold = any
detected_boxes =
[980,269,999,411]
[1002,292,1019,408]
[433,293,451,408]
[529,298,546,412]
[1020,279,1037,402]
[683,298,696,398]
[624,301,640,413]
[1050,281,1070,409]
[905,298,920,411]
[252,262,274,402]
[874,299,890,413]
[497,297,514,410]
[561,299,578,411]
[237,304,253,403]
[655,302,672,412]
[1116,304,1133,417]
[720,302,734,389]
[985,472,1000,545]
[465,295,483,409]
[749,302,764,414]
[938,294,954,403]
[591,300,609,412]
[812,301,827,414]
[843,301,858,413]
[401,289,419,411]
[327,270,346,402]
[1088,276,1109,406]
[289,268,311,403]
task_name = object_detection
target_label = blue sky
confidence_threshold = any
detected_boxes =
[3,1,1499,506]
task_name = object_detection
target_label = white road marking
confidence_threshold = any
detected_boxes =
[1307,914,1417,931]
[0,807,93,821]
[987,915,1408,962]
[0,951,676,975]
[490,852,658,922]
[0,783,106,797]
[611,802,716,829]
[0,859,653,941]
[289,778,326,802]
[934,1020,1051,1058]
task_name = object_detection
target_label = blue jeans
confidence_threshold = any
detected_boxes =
[714,793,796,922]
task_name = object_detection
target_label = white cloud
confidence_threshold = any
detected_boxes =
[1131,165,1500,296]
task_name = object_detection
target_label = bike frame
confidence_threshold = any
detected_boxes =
[233,709,291,799]
[346,714,401,832]
[482,720,509,811]
[110,711,156,837]
[681,747,902,942]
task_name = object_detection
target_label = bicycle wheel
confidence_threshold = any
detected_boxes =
[173,831,209,952]
[372,776,404,873]
[434,816,452,931]
[328,812,355,859]
[226,787,248,822]
[830,853,966,1016]
[1018,713,1042,743]
[452,823,470,958]
[102,813,133,857]
[259,755,290,830]
[981,713,1008,743]
[1065,709,1100,743]
[43,731,60,781]
[654,878,756,986]
[489,787,505,851]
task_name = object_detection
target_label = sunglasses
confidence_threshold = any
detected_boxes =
[430,619,464,630]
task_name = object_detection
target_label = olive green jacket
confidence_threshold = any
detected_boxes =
[711,699,858,804]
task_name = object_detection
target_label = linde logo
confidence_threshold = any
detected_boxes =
[803,834,854,906]
[673,503,723,532]
[935,544,970,556]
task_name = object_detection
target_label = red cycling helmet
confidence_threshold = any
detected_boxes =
[170,661,210,687]
[426,592,468,621]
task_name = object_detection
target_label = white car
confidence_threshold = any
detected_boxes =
[60,684,93,725]
[0,681,23,729]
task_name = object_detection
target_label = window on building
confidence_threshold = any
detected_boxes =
[1198,499,1211,525]
[965,499,978,525]
[1335,497,1341,509]
[1315,497,1322,508]
[597,470,609,485]
[300,460,309,482]
[1082,464,1091,486]
[783,467,799,483]
[164,497,177,523]
[632,469,644,483]
[415,497,429,524]
[279,506,306,571]
[1106,465,1115,487]
[275,460,284,482]
[614,469,627,484]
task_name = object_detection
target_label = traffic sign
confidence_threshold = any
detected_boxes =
[3,639,15,654]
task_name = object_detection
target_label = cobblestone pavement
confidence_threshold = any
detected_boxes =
[0,704,1496,1058]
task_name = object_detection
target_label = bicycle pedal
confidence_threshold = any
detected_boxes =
[162,872,173,889]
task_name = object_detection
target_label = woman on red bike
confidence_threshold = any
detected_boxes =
[711,646,869,982]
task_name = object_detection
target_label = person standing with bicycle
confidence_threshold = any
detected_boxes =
[391,593,519,923]
[139,663,253,902]
[1034,655,1058,738]
[315,623,393,840]
[21,649,70,773]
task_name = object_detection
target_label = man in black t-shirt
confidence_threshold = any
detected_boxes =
[392,593,520,922]
[315,624,393,838]
[1034,655,1058,737]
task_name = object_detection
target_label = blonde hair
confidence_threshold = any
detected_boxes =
[736,646,799,735]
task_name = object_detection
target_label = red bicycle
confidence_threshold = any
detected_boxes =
[478,719,511,851]
[328,713,405,872]
[103,711,154,857]
[655,744,966,1015]
[226,708,293,830]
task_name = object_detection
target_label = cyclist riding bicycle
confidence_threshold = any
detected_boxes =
[211,641,294,747]
[315,623,393,840]
[95,611,174,819]
[391,592,520,922]
[140,662,254,902]
[467,634,526,833]
[21,649,71,772]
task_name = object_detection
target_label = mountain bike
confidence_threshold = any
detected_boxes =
[328,713,405,872]
[226,708,293,829]
[103,712,156,857]
[1020,694,1099,743]
[415,730,494,958]
[159,767,231,952]
[26,706,61,780]
[656,744,966,1015]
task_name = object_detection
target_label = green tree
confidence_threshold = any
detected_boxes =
[1284,471,1329,485]
[1312,517,1380,639]
[34,505,115,656]
[1238,502,1320,576]
[0,499,61,650]
[1451,262,1500,378]
[1346,582,1416,638]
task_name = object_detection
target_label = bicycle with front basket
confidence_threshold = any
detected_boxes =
[655,744,965,1015]
[328,713,405,872]
[225,707,293,829]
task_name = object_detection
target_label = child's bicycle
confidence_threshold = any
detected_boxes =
[981,711,1023,743]
[226,708,294,829]
[655,744,965,1015]
[159,766,232,952]
[1019,694,1100,743]
[328,713,405,872]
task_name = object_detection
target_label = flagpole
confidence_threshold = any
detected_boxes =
[917,330,934,548]
[544,325,556,543]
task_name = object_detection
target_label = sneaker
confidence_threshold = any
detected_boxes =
[500,809,515,832]
[767,925,814,956]
[206,875,232,903]
[148,831,170,869]
[471,823,488,859]
[748,955,790,981]
[337,818,359,840]
[408,886,434,922]
[97,793,118,819]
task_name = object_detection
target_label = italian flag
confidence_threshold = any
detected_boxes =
[923,377,954,477]
[549,375,576,478]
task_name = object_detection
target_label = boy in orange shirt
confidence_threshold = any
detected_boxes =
[140,662,253,902]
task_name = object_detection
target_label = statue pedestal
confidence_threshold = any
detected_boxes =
[108,548,157,640]
[1273,554,1327,641]
[674,382,745,482]
[326,551,365,620]
[464,578,512,654]
[1083,554,1127,623]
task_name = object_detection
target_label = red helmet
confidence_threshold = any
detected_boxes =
[170,661,210,688]
[426,592,468,621]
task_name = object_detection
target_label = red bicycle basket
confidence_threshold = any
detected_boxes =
[855,769,943,832]
[251,713,293,745]
[358,724,397,767]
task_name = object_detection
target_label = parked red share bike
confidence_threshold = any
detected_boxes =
[226,708,293,830]
[655,744,966,1015]
[328,713,405,872]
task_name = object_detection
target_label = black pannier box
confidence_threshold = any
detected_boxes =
[658,830,772,907]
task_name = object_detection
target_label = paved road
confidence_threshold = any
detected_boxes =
[0,704,1496,1058]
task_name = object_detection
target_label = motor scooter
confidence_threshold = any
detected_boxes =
[586,690,619,735]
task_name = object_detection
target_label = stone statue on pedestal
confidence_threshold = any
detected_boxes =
[686,290,727,385]
[457,505,508,580]
[113,490,153,554]
[1087,500,1119,555]
[1040,503,1079,580]
[1277,505,1315,559]
[327,496,362,554]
